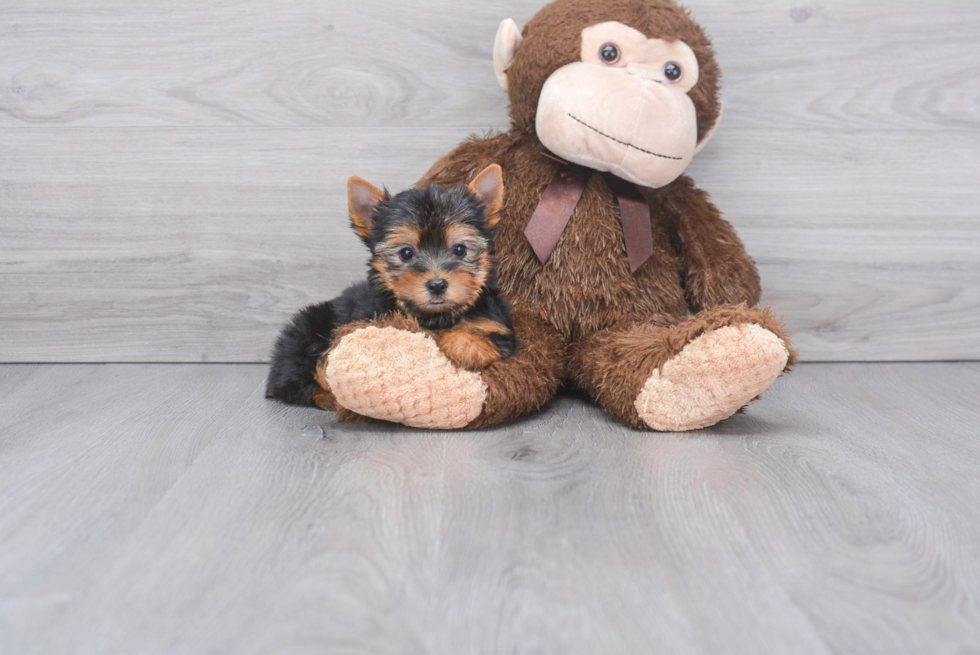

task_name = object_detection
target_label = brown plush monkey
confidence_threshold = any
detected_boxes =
[318,0,797,431]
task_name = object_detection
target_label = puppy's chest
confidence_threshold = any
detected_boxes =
[497,173,688,334]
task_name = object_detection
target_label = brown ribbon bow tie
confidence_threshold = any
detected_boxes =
[523,163,654,273]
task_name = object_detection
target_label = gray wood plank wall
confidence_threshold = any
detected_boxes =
[1,1,978,363]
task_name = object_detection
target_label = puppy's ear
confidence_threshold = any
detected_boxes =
[347,176,385,242]
[467,164,504,228]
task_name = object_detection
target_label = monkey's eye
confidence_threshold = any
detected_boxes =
[452,244,468,258]
[599,43,621,64]
[398,247,415,262]
[663,62,683,82]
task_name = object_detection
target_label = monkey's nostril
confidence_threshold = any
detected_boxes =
[426,279,449,295]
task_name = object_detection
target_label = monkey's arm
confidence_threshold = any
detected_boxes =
[659,176,762,312]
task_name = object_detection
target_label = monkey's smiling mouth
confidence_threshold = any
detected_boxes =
[567,113,683,161]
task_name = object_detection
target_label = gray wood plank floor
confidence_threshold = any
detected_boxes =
[1,363,979,654]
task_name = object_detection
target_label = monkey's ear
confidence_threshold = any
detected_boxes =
[467,164,504,228]
[493,19,523,91]
[347,176,385,242]
[694,101,723,156]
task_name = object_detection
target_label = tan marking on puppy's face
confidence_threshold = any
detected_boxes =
[445,224,490,257]
[369,256,398,297]
[445,222,491,297]
[442,271,485,310]
[373,225,434,311]
[442,248,491,312]
[389,268,435,311]
[373,219,494,318]
[374,225,420,265]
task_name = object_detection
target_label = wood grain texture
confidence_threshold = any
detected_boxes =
[0,1,977,131]
[1,362,979,654]
[1,0,978,363]
[1,127,978,362]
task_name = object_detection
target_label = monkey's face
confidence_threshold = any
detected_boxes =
[535,21,701,189]
[493,1,722,190]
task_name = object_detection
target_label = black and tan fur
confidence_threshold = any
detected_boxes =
[266,165,518,408]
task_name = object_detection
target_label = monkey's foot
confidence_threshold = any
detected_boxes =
[324,326,487,430]
[634,324,789,432]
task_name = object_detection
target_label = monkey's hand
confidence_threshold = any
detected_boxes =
[316,313,486,430]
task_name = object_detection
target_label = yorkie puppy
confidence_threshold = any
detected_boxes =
[266,164,518,408]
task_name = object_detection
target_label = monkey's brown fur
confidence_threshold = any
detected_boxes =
[316,0,796,429]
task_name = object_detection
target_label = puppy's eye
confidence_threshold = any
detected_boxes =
[663,62,682,82]
[600,43,621,64]
[452,244,467,258]
[398,247,415,262]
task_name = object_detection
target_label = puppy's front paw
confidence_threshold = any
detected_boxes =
[437,330,501,371]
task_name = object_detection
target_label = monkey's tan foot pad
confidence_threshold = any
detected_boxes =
[325,326,487,430]
[635,324,790,432]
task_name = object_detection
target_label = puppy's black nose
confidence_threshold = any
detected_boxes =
[426,279,449,295]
